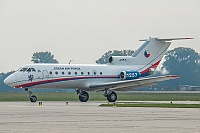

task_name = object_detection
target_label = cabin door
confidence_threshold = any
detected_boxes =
[42,70,49,81]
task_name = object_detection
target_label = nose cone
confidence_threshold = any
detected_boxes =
[4,75,16,87]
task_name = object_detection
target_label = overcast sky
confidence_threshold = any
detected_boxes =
[0,0,200,72]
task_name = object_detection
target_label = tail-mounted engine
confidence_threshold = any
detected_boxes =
[119,71,141,80]
[109,56,134,65]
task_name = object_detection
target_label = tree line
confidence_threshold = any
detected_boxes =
[0,48,199,92]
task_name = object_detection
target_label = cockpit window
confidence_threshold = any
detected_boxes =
[17,67,22,71]
[19,68,36,72]
[31,68,36,72]
[27,68,31,72]
[20,68,28,72]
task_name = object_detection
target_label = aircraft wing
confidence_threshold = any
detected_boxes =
[89,75,179,91]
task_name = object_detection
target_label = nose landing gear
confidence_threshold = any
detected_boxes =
[29,94,37,102]
[25,88,37,102]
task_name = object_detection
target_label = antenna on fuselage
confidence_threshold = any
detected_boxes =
[69,60,73,64]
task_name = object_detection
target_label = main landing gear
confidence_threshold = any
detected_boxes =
[104,90,117,102]
[76,89,117,102]
[25,88,37,102]
[76,89,89,102]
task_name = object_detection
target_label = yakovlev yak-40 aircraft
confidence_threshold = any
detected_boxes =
[4,37,193,102]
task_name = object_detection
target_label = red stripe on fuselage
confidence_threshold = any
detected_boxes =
[14,75,119,88]
[140,60,161,74]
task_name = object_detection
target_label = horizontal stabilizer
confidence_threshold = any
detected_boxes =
[139,37,194,41]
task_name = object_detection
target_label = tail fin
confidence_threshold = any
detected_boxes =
[133,37,193,75]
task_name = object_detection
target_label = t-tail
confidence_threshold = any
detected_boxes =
[109,37,193,76]
[134,37,193,76]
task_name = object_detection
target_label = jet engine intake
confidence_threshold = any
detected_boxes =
[120,71,141,80]
[109,56,134,65]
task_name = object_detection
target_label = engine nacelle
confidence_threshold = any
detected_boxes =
[119,71,141,80]
[109,56,134,65]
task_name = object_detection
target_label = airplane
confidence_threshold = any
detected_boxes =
[4,37,193,102]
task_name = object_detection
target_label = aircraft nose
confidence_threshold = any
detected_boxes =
[4,75,15,86]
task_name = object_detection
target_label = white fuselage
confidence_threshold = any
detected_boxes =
[6,63,147,91]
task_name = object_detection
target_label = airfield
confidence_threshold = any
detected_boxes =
[0,101,200,133]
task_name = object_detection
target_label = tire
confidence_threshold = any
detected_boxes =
[30,95,37,102]
[107,91,117,102]
[79,91,89,102]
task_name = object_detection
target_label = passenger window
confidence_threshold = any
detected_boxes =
[68,72,71,75]
[100,72,103,75]
[93,72,96,75]
[87,72,90,75]
[55,71,58,75]
[62,72,65,75]
[81,72,84,75]
[49,71,52,74]
[75,72,77,75]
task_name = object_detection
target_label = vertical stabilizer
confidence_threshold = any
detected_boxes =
[132,38,170,66]
[132,37,193,76]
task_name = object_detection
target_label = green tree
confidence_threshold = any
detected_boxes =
[96,50,134,64]
[32,51,59,63]
[161,47,200,87]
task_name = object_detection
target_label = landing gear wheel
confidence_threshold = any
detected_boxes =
[107,91,117,102]
[30,95,37,102]
[79,91,89,102]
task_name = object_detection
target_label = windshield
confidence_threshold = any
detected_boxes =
[20,68,28,72]
[19,68,36,72]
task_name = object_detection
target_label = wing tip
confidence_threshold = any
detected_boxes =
[166,75,180,79]
[184,37,194,39]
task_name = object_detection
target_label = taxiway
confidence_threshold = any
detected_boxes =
[0,101,199,133]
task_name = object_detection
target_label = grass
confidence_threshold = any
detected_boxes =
[116,92,200,101]
[99,103,200,108]
[0,92,199,102]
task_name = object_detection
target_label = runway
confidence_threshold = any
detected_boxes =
[0,101,200,133]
